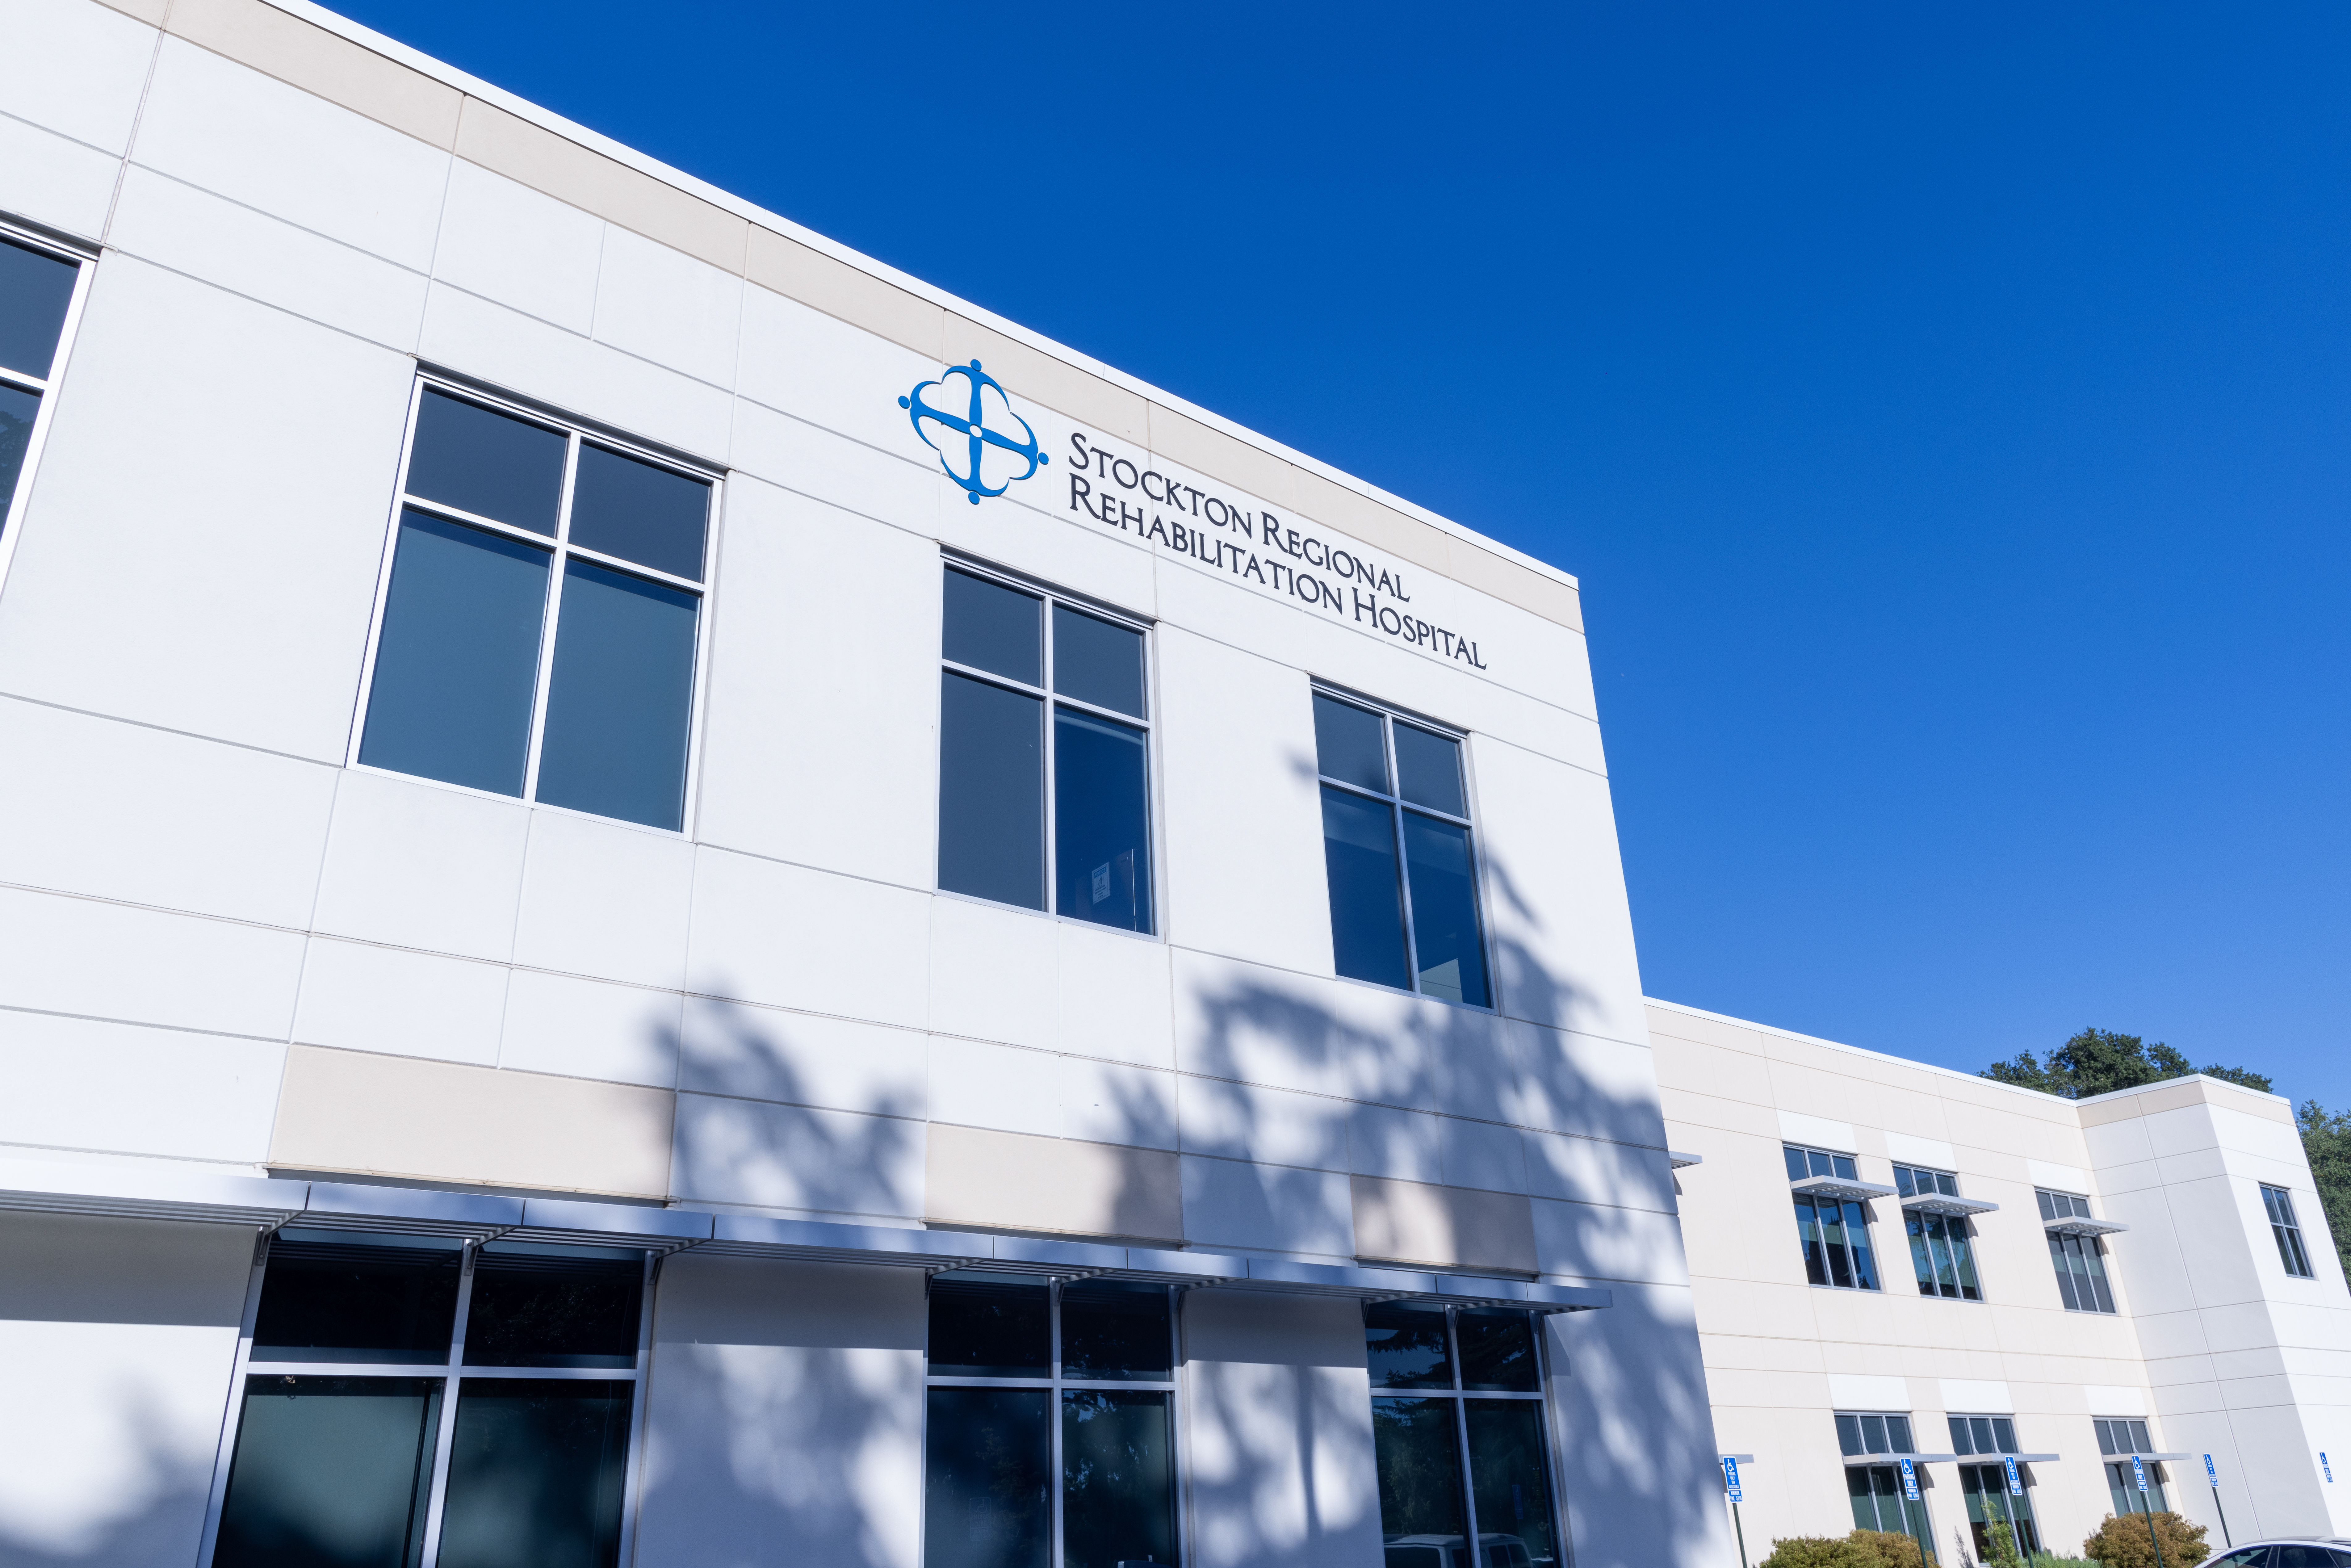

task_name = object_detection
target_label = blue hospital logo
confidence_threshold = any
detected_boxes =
[900,360,1047,504]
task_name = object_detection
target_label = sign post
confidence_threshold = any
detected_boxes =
[2203,1454,2231,1548]
[2002,1454,2029,1563]
[1720,1457,1748,1568]
[1897,1457,1927,1564]
[2133,1455,2167,1568]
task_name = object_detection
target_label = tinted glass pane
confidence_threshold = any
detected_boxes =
[929,1279,1049,1377]
[1323,785,1408,988]
[1842,1201,1880,1289]
[1457,1310,1538,1392]
[1970,1418,1995,1454]
[0,237,77,380]
[1393,724,1465,817]
[1992,1418,2016,1452]
[1846,1466,1880,1531]
[1832,1155,1858,1181]
[1836,1415,1864,1456]
[215,1376,440,1568]
[436,1380,630,1568]
[1062,1390,1174,1568]
[2037,1191,2056,1222]
[940,672,1044,908]
[2130,1421,2152,1453]
[251,1240,459,1364]
[1860,1416,1887,1453]
[359,511,548,796]
[1402,812,1489,1005]
[462,1251,642,1368]
[0,382,40,521]
[1808,1151,1833,1177]
[1053,604,1145,718]
[1907,1216,1937,1297]
[1893,1167,1916,1197]
[1466,1399,1558,1568]
[1313,694,1388,791]
[1055,708,1152,933]
[1821,1203,1854,1288]
[534,560,698,829]
[567,443,708,579]
[1372,1396,1466,1539]
[1886,1416,1913,1453]
[1784,1148,1809,1182]
[925,1387,1051,1568]
[405,390,566,535]
[2049,1235,2082,1310]
[1948,1417,1972,1454]
[1796,1198,1827,1285]
[1060,1283,1170,1381]
[1365,1304,1453,1390]
[944,568,1041,684]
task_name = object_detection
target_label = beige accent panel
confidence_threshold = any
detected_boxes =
[453,99,748,274]
[1351,1175,1537,1274]
[1442,538,1584,633]
[1289,467,1448,573]
[1147,404,1296,509]
[90,0,168,24]
[746,228,944,360]
[167,0,462,148]
[270,1044,675,1197]
[941,316,1149,445]
[925,1123,1182,1243]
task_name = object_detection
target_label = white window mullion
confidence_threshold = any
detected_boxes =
[520,433,582,804]
[414,1245,480,1568]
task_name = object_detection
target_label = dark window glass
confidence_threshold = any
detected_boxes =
[461,1251,642,1369]
[567,443,707,580]
[1820,1202,1856,1288]
[1832,1155,1858,1181]
[939,672,1045,909]
[214,1375,441,1568]
[1323,785,1409,988]
[1365,1305,1453,1390]
[1970,1418,1995,1454]
[1054,708,1152,933]
[359,511,549,796]
[1060,1284,1170,1382]
[1,382,42,521]
[1393,724,1465,817]
[1372,1396,1466,1539]
[435,1380,631,1568]
[1061,1390,1175,1568]
[1796,1198,1829,1286]
[250,1240,460,1364]
[1836,1414,1864,1456]
[2037,1191,2057,1222]
[1456,1310,1538,1393]
[1846,1465,1881,1532]
[1859,1415,1888,1453]
[1949,1416,1972,1454]
[2129,1421,2152,1453]
[1784,1148,1809,1182]
[1992,1418,2016,1452]
[405,390,566,536]
[1886,1416,1913,1453]
[1808,1151,1834,1178]
[0,237,78,380]
[1402,812,1489,1006]
[1893,1167,1916,1197]
[924,1387,1051,1568]
[1466,1399,1559,1567]
[929,1279,1050,1378]
[1313,694,1389,793]
[944,568,1041,685]
[2049,1234,2082,1311]
[2080,1236,2117,1313]
[533,560,698,830]
[1052,604,1145,718]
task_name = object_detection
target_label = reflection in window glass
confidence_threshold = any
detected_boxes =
[1062,1390,1174,1568]
[1466,1400,1559,1566]
[1323,786,1409,989]
[0,383,38,519]
[1393,723,1465,817]
[1365,1305,1453,1390]
[533,560,700,831]
[928,1280,1050,1378]
[944,567,1042,685]
[404,390,567,536]
[0,236,79,379]
[461,1251,643,1369]
[1372,1396,1467,1539]
[436,1380,632,1568]
[1060,1284,1171,1382]
[1456,1311,1538,1393]
[1402,812,1490,1005]
[924,1387,1052,1568]
[939,672,1045,910]
[1368,1308,1557,1568]
[1313,693,1389,793]
[214,1376,441,1568]
[1052,604,1145,718]
[567,443,708,580]
[1054,708,1151,933]
[249,1239,461,1364]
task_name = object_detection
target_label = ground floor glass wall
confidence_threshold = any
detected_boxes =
[1845,1466,1935,1558]
[1957,1465,2038,1558]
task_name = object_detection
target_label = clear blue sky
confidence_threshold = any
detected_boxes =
[335,0,2351,1107]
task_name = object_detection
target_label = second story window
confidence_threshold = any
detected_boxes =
[2262,1185,2316,1279]
[937,565,1154,932]
[1312,690,1488,1005]
[357,384,715,831]
[1893,1165,1989,1302]
[1785,1147,1885,1290]
[0,229,89,545]
[2038,1189,2122,1314]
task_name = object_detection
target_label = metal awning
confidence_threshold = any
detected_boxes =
[1793,1175,1900,1202]
[1670,1151,1704,1169]
[0,1159,1608,1314]
[1844,1453,1961,1467]
[2110,1452,2190,1464]
[1902,1194,2000,1218]
[2046,1216,2130,1237]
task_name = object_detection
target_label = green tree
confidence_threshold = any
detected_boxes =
[1981,1029,2270,1100]
[2297,1099,2351,1274]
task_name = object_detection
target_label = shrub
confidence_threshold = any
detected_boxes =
[2029,1556,2102,1568]
[1757,1537,1879,1568]
[1847,1529,1924,1567]
[2081,1511,2210,1568]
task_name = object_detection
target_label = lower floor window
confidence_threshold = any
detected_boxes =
[1845,1465,1933,1549]
[1366,1305,1560,1568]
[2103,1461,2170,1517]
[1957,1464,2038,1558]
[923,1276,1177,1568]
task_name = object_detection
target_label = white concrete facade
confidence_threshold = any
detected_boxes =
[0,1,1722,1566]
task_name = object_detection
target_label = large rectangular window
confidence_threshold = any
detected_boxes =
[2038,1189,2118,1313]
[937,566,1155,933]
[923,1276,1177,1568]
[356,384,715,831]
[1833,1413,1933,1555]
[1949,1414,2039,1558]
[0,228,90,550]
[1892,1165,1983,1301]
[1314,690,1489,1006]
[1367,1304,1560,1568]
[1785,1147,1881,1291]
[2093,1418,2171,1515]
[203,1231,650,1568]
[2263,1184,2316,1278]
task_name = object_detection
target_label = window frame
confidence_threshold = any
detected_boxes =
[1833,1411,1934,1551]
[1891,1164,1984,1302]
[2093,1418,2171,1514]
[932,554,1163,939]
[0,216,101,602]
[920,1274,1186,1568]
[345,374,725,836]
[2262,1184,2316,1279]
[194,1228,659,1568]
[1785,1145,1881,1292]
[1310,682,1495,1009]
[2037,1189,2119,1314]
